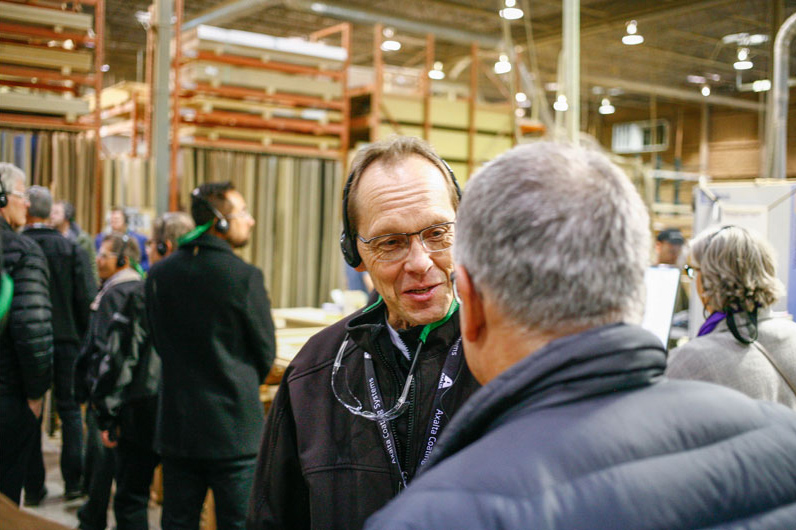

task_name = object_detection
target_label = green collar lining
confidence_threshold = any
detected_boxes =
[0,272,14,322]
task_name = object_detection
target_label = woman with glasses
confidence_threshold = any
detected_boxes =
[667,225,796,407]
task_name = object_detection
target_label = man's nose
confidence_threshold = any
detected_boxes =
[403,236,433,273]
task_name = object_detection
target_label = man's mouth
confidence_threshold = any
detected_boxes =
[406,286,434,294]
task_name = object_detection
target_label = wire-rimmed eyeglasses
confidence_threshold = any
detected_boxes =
[331,337,421,422]
[357,221,455,262]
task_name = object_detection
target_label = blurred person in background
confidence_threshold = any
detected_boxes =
[95,206,149,272]
[0,163,53,505]
[51,200,98,285]
[22,186,96,504]
[668,225,796,407]
[74,234,143,530]
[145,211,194,267]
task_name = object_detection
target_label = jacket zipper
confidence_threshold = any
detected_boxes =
[403,378,417,483]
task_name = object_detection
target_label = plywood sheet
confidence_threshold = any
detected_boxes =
[0,2,93,31]
[0,43,92,72]
[181,125,340,148]
[183,62,343,99]
[182,95,342,123]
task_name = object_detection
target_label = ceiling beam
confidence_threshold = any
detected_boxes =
[532,0,738,46]
[286,0,502,48]
[183,0,282,31]
[583,74,762,110]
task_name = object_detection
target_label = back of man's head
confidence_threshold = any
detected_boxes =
[28,186,52,220]
[191,181,234,227]
[154,211,195,248]
[454,142,650,334]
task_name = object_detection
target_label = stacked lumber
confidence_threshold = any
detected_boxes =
[0,1,96,123]
[179,24,349,157]
[87,82,149,151]
[349,64,514,182]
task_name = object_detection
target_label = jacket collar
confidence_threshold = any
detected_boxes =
[91,268,141,310]
[178,231,233,254]
[425,323,666,469]
[345,297,461,358]
[0,217,13,233]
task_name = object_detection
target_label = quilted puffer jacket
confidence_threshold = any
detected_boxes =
[0,217,53,399]
[367,324,796,529]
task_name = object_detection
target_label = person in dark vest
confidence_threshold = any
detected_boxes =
[248,137,480,530]
[0,163,53,505]
[147,183,275,529]
[366,141,796,529]
[22,185,95,503]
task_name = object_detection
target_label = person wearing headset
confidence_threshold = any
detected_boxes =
[145,211,194,267]
[146,182,275,530]
[0,163,53,506]
[74,233,144,530]
[248,136,481,530]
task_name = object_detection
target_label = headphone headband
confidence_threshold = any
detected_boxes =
[340,154,462,268]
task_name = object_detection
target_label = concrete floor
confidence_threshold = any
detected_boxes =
[21,431,162,529]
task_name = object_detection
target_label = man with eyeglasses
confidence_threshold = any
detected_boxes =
[146,182,275,529]
[248,136,480,529]
[0,163,53,505]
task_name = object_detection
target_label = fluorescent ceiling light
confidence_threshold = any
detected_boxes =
[515,92,528,103]
[753,79,772,92]
[101,64,110,72]
[622,34,644,45]
[500,8,523,20]
[598,98,615,115]
[381,40,401,52]
[687,75,706,84]
[701,86,711,97]
[734,60,753,70]
[553,95,568,112]
[514,108,525,118]
[494,54,511,74]
[429,60,445,80]
[623,20,644,45]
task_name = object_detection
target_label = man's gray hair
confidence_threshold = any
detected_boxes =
[0,163,26,197]
[454,141,650,333]
[153,211,195,246]
[28,185,52,218]
[689,225,783,312]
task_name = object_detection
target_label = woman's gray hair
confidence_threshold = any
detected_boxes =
[689,225,783,312]
[0,163,26,195]
[454,141,651,333]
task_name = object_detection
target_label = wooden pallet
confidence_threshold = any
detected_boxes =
[0,42,92,72]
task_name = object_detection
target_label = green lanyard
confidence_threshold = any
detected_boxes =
[0,272,14,322]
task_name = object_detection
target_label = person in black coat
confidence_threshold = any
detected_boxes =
[22,185,96,502]
[0,164,53,506]
[146,182,276,530]
[367,142,796,529]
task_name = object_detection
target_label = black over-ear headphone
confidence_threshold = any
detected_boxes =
[117,234,130,268]
[156,241,168,256]
[192,188,229,234]
[0,178,7,208]
[340,157,462,268]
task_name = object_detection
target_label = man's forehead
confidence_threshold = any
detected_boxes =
[360,155,449,193]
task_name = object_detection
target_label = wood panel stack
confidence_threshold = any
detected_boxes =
[86,81,149,156]
[177,24,351,161]
[0,0,100,129]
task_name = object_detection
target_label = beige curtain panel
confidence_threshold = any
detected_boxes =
[181,147,345,308]
[0,128,97,232]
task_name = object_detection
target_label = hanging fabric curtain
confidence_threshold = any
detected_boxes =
[0,128,97,233]
[181,147,344,308]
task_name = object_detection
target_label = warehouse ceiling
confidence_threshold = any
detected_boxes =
[103,0,795,109]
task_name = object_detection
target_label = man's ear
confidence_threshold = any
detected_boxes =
[456,265,485,343]
[166,240,174,255]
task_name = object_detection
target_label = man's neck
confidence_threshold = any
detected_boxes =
[27,217,49,227]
